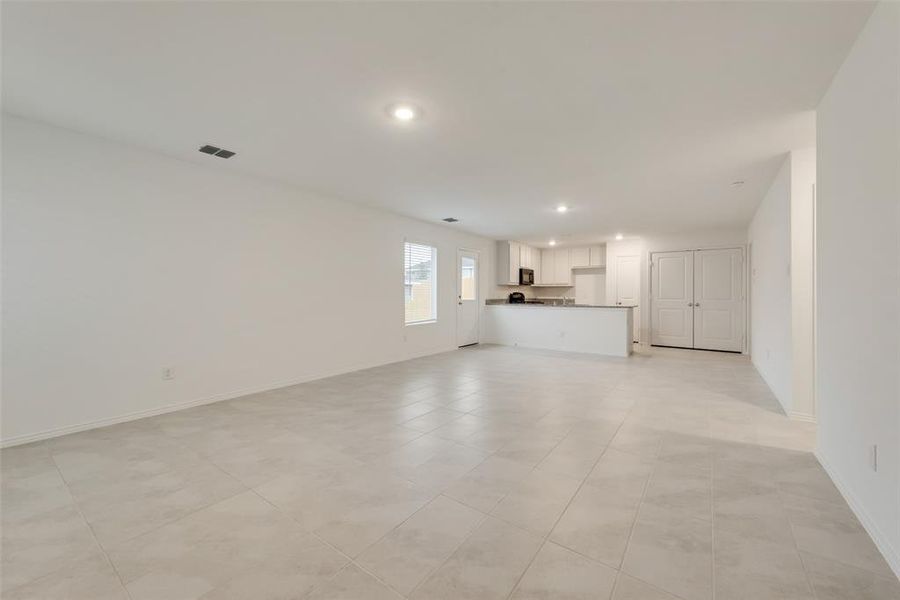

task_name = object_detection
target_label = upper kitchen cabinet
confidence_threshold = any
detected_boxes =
[553,248,572,285]
[572,245,606,269]
[540,248,555,284]
[496,240,521,285]
[497,240,541,285]
[570,247,590,268]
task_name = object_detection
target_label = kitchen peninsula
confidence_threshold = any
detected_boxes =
[483,300,635,357]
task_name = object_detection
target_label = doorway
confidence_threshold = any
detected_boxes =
[614,255,640,342]
[456,249,479,347]
[650,248,744,352]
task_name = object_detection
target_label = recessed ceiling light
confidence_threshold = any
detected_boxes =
[731,180,745,187]
[549,240,557,246]
[615,233,624,241]
[556,205,568,213]
[388,103,419,122]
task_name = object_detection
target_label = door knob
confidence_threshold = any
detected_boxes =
[695,303,700,308]
[688,302,694,307]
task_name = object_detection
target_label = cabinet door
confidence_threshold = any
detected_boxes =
[524,246,533,269]
[571,247,590,267]
[509,242,521,283]
[554,249,571,284]
[533,249,541,283]
[541,249,554,284]
[589,246,605,267]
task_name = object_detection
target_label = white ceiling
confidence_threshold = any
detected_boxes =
[2,1,873,246]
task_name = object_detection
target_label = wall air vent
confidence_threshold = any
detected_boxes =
[199,145,236,159]
[442,217,459,223]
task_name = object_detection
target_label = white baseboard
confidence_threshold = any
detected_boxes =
[0,345,456,448]
[789,410,817,423]
[815,450,900,579]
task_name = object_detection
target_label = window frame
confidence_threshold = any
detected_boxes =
[403,240,438,326]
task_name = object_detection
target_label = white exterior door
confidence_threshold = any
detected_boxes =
[457,250,479,347]
[615,255,640,341]
[651,251,694,348]
[693,248,743,351]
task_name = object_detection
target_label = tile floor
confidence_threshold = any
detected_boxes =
[2,345,898,599]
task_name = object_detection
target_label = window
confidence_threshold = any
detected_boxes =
[404,242,437,324]
[460,255,476,300]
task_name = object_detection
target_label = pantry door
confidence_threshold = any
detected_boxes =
[693,248,744,352]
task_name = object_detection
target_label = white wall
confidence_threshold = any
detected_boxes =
[815,1,900,577]
[1,115,497,445]
[748,156,793,412]
[790,147,817,420]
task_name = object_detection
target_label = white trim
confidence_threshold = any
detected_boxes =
[0,345,457,448]
[815,449,900,579]
[788,411,817,423]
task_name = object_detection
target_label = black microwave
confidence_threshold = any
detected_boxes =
[519,268,534,286]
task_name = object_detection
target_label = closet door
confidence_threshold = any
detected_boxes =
[693,248,743,351]
[650,251,694,348]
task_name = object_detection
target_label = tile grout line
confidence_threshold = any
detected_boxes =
[45,449,135,600]
[502,409,631,600]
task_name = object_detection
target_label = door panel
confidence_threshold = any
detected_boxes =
[615,255,640,342]
[554,248,571,285]
[693,248,743,351]
[651,251,693,348]
[541,250,554,284]
[457,250,479,347]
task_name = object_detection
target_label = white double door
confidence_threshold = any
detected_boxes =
[650,248,744,352]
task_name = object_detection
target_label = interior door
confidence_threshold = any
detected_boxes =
[615,255,640,342]
[457,250,479,347]
[650,251,694,348]
[693,248,743,351]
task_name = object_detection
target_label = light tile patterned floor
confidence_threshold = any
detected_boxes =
[2,345,898,599]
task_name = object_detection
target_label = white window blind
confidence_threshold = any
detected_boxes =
[404,242,437,324]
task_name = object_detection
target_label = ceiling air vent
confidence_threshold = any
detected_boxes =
[199,144,236,159]
[442,217,459,223]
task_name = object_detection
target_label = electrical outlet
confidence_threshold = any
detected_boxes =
[870,445,878,472]
[162,367,175,381]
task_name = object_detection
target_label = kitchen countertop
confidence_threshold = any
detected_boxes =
[486,299,636,308]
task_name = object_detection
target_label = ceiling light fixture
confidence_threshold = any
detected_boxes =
[731,180,745,187]
[549,240,557,246]
[556,205,568,213]
[388,103,419,122]
[615,233,624,241]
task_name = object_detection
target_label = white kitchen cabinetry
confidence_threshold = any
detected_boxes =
[554,248,572,285]
[570,247,590,268]
[498,241,544,285]
[496,240,521,285]
[589,245,606,267]
[540,249,555,285]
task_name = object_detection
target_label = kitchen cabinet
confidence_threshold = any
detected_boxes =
[589,245,606,267]
[554,248,572,285]
[540,249,555,285]
[570,247,590,268]
[496,240,521,285]
[498,241,544,285]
